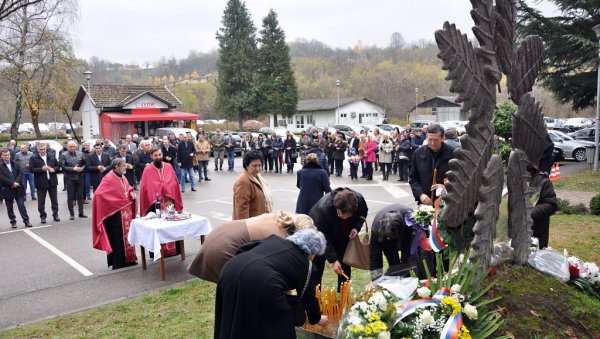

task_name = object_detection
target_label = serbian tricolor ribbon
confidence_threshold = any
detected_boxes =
[433,287,451,300]
[441,313,463,339]
[395,298,440,325]
[428,199,447,252]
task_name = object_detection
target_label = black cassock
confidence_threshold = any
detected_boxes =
[214,235,321,339]
[104,211,136,270]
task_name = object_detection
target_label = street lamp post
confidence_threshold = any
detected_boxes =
[335,79,341,125]
[415,88,419,122]
[593,24,600,171]
[84,70,93,139]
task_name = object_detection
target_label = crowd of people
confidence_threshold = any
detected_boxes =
[1,121,558,338]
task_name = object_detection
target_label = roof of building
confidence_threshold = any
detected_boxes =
[72,85,182,111]
[297,97,383,111]
[411,96,461,110]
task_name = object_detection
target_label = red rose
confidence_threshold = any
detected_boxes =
[569,264,580,279]
[489,266,497,276]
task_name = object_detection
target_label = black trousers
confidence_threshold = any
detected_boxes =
[366,162,374,179]
[334,159,344,175]
[5,195,29,224]
[66,179,84,215]
[37,185,59,218]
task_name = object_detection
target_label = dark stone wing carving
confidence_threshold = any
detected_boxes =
[471,155,504,280]
[507,149,534,264]
[493,0,516,75]
[471,0,502,85]
[512,93,550,165]
[508,35,544,104]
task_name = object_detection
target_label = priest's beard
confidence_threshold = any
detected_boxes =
[153,160,163,168]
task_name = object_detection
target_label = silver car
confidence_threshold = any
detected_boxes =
[547,130,594,162]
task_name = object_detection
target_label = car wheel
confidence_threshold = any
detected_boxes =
[573,148,587,162]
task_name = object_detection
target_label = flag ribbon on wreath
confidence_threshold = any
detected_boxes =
[429,199,447,252]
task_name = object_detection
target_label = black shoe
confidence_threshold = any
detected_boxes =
[62,188,67,191]
[204,178,211,181]
[11,223,17,229]
[219,167,223,171]
[24,222,32,227]
[181,190,185,193]
[70,215,75,220]
[32,196,37,201]
[215,168,218,171]
[41,218,46,224]
[53,216,60,222]
[79,214,88,218]
[191,188,196,191]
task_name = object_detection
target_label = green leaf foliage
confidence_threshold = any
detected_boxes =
[255,10,298,121]
[492,101,516,142]
[517,0,600,110]
[215,0,258,128]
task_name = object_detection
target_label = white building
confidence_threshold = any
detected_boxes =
[411,96,464,122]
[269,97,386,132]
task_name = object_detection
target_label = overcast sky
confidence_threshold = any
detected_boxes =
[72,0,558,65]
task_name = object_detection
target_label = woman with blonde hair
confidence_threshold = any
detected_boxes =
[188,211,315,283]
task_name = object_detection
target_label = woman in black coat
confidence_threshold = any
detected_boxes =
[296,153,332,214]
[283,134,297,173]
[214,229,328,339]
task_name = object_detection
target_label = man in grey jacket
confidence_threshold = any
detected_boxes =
[60,141,87,220]
[14,144,36,200]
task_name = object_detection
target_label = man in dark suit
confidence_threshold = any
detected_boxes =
[347,131,360,155]
[177,133,196,192]
[60,140,87,220]
[29,144,60,223]
[161,138,177,166]
[0,148,31,228]
[113,145,136,187]
[86,143,111,193]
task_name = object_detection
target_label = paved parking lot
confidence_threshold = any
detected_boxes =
[0,158,417,330]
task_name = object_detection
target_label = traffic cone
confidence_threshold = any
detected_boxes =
[549,163,557,181]
[554,162,561,180]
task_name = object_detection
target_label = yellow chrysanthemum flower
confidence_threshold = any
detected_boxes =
[457,325,472,339]
[441,296,462,316]
[368,312,381,322]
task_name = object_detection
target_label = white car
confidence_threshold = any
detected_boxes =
[439,121,466,135]
[38,123,50,133]
[548,130,594,162]
[18,124,32,134]
[84,138,117,149]
[27,140,64,160]
[563,117,592,131]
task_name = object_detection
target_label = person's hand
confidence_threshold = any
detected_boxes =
[332,261,343,275]
[11,182,19,188]
[318,315,329,326]
[166,156,171,161]
[431,184,446,195]
[178,163,181,167]
[420,193,433,206]
[130,192,136,200]
[48,168,55,173]
[349,228,358,240]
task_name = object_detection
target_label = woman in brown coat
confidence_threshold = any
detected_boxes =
[232,150,273,220]
[187,211,315,283]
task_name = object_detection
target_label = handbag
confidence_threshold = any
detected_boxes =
[291,151,298,159]
[343,219,370,270]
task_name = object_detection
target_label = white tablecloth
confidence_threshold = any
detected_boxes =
[128,214,212,260]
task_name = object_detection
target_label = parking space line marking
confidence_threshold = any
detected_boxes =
[365,200,394,205]
[23,229,93,277]
[215,199,233,205]
[0,224,53,235]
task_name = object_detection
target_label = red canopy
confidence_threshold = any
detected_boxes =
[101,111,199,122]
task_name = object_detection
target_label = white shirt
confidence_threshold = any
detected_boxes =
[40,154,50,179]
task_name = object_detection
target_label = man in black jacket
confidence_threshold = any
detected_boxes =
[529,165,558,249]
[30,144,60,223]
[309,187,368,290]
[86,143,112,193]
[0,148,31,228]
[177,134,196,192]
[161,138,177,166]
[408,124,453,206]
[60,140,87,220]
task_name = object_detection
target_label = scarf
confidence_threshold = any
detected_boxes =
[250,173,273,213]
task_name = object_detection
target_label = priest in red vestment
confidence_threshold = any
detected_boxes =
[92,158,138,269]
[139,147,184,257]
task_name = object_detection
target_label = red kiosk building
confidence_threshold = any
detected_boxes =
[72,85,199,141]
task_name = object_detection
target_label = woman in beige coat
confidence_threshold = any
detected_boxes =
[187,211,314,283]
[232,150,273,220]
[194,134,211,182]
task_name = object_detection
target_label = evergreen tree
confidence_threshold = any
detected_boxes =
[517,0,599,110]
[256,9,298,127]
[215,0,257,129]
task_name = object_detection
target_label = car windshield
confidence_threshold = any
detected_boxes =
[551,131,574,141]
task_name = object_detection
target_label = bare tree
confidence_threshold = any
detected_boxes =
[0,0,42,20]
[0,0,76,140]
[389,32,405,49]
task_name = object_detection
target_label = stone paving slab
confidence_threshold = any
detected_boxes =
[554,189,597,207]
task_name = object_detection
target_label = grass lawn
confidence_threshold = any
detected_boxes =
[552,168,600,193]
[2,215,598,338]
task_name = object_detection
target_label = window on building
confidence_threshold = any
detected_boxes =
[341,113,347,118]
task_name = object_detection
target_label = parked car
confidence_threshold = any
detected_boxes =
[547,130,595,162]
[47,122,65,130]
[18,124,33,134]
[84,139,117,150]
[569,127,596,142]
[439,121,466,135]
[563,117,592,132]
[257,127,289,137]
[376,124,405,133]
[37,123,50,133]
[155,127,198,141]
[410,120,435,130]
[332,124,363,137]
[206,131,243,156]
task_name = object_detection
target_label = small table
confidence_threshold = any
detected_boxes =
[128,214,212,280]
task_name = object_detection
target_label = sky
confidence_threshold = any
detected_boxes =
[72,0,558,65]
